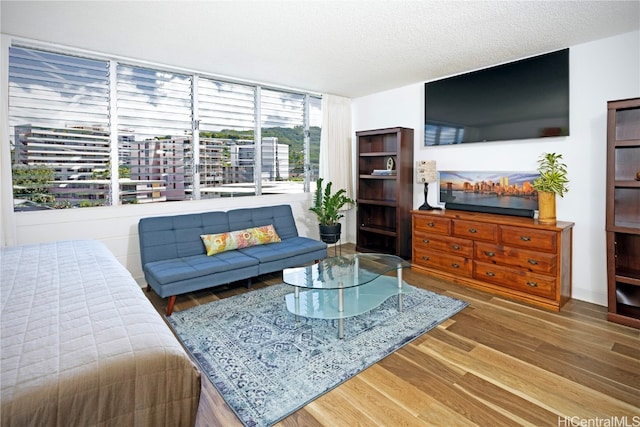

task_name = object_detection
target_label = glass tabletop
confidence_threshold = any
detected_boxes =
[282,253,411,290]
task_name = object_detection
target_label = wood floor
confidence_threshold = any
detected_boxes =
[145,244,640,426]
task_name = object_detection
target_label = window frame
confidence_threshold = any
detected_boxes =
[6,37,322,211]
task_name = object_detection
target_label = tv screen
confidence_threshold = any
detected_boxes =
[425,49,569,146]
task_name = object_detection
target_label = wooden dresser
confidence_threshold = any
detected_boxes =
[412,209,574,311]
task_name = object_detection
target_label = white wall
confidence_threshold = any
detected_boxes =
[351,30,640,306]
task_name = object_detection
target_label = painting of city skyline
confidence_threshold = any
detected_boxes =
[438,170,540,211]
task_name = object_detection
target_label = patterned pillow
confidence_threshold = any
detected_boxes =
[201,224,281,256]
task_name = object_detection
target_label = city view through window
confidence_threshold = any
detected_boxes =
[8,46,321,211]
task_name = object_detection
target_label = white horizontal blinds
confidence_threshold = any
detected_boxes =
[260,89,305,187]
[116,64,193,204]
[8,46,110,209]
[198,78,256,197]
[8,43,321,209]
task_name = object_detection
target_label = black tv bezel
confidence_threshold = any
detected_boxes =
[424,48,570,146]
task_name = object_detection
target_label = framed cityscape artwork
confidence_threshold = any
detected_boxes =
[438,170,540,211]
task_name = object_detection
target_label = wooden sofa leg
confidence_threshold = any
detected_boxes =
[166,296,177,316]
[246,278,252,289]
[145,284,151,292]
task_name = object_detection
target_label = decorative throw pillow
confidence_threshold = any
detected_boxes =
[201,224,281,256]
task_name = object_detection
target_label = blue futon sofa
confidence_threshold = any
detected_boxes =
[139,204,327,315]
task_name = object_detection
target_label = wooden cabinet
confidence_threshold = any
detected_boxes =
[606,98,640,329]
[412,209,574,311]
[356,127,414,258]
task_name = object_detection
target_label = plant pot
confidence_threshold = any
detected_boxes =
[319,223,341,244]
[537,191,556,224]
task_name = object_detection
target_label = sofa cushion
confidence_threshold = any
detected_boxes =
[228,205,300,240]
[144,250,259,285]
[201,224,281,256]
[239,236,326,263]
[139,211,230,264]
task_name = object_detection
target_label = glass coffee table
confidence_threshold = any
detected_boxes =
[282,253,412,339]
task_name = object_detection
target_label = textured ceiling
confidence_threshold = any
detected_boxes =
[2,1,639,98]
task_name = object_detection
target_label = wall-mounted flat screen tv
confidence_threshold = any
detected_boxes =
[425,48,569,146]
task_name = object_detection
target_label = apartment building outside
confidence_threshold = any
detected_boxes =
[12,124,292,209]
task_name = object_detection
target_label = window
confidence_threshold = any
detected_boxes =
[260,89,305,194]
[308,96,322,187]
[8,44,321,210]
[9,46,110,209]
[198,78,256,197]
[117,64,193,204]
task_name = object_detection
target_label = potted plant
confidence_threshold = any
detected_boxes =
[309,178,356,244]
[532,152,569,224]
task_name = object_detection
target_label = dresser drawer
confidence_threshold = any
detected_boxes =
[474,261,556,299]
[452,219,498,242]
[500,225,557,253]
[475,243,558,275]
[414,231,473,257]
[414,247,472,277]
[414,215,451,235]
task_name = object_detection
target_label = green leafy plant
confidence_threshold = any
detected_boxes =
[12,164,55,204]
[91,162,131,179]
[533,152,569,197]
[309,178,355,225]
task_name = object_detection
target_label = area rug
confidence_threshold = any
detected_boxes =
[166,283,468,427]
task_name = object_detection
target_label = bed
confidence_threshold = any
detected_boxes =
[1,240,201,427]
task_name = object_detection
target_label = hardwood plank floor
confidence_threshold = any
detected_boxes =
[144,244,640,426]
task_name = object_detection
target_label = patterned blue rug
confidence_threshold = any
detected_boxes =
[166,282,468,427]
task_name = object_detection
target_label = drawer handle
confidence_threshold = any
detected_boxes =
[468,228,477,233]
[451,244,461,250]
[422,239,430,243]
[422,256,430,261]
[451,263,460,268]
[485,271,495,277]
[484,251,495,257]
[520,236,531,241]
[427,222,435,227]
[528,258,538,265]
[527,281,538,288]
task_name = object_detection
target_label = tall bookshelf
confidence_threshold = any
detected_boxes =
[356,127,414,259]
[606,98,640,329]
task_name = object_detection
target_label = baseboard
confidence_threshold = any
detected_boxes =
[444,202,535,218]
